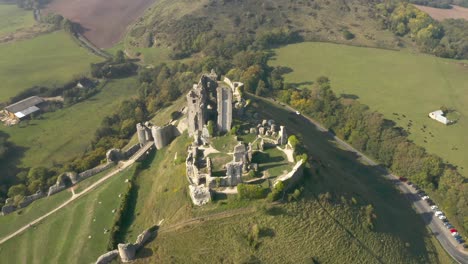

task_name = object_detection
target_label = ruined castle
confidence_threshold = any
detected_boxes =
[183,71,303,206]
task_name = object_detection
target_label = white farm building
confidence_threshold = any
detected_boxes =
[429,110,450,125]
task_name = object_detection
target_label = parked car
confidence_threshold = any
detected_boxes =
[413,184,420,190]
[450,228,458,233]
[456,239,465,244]
[446,223,454,229]
[452,232,459,237]
[406,181,412,186]
[463,244,468,249]
[399,177,408,182]
[431,205,439,210]
[422,196,430,200]
[426,199,434,206]
[434,211,444,216]
[454,235,462,240]
[438,215,447,220]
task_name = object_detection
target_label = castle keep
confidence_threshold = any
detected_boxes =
[186,70,234,137]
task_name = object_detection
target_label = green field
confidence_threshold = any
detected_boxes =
[0,167,133,264]
[0,4,35,36]
[0,31,101,103]
[0,190,71,238]
[270,42,468,176]
[0,77,138,169]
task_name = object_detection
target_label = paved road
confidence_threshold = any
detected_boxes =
[263,97,468,263]
[0,142,154,245]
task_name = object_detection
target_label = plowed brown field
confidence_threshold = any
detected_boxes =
[44,0,154,48]
[414,4,468,21]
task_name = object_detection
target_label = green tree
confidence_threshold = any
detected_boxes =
[8,184,27,198]
[114,50,126,64]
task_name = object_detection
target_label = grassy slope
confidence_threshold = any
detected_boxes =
[124,0,398,63]
[121,100,448,263]
[0,4,35,36]
[0,30,101,103]
[0,77,138,169]
[0,190,71,238]
[0,167,133,264]
[270,42,468,177]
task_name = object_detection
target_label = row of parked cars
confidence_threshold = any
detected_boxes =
[402,179,467,248]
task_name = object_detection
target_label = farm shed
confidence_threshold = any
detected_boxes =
[429,110,449,125]
[4,96,44,120]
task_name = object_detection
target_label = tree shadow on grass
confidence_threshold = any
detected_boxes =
[0,131,28,192]
[340,93,360,100]
[251,152,284,164]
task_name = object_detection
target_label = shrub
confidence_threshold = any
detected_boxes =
[237,184,266,200]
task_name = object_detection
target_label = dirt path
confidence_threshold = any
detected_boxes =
[158,207,257,234]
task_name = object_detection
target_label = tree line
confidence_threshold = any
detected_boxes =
[378,2,468,59]
[409,0,468,8]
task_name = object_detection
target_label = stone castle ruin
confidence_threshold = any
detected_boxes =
[136,122,178,150]
[187,70,238,138]
[183,71,304,206]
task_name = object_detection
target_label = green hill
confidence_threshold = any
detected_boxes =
[124,0,398,62]
[120,99,450,263]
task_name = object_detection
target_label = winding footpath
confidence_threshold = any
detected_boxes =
[0,142,154,245]
[263,96,468,264]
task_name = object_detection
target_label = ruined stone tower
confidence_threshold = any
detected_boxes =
[186,87,207,135]
[216,86,233,133]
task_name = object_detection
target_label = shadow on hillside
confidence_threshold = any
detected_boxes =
[251,95,436,262]
[116,150,157,244]
[286,81,314,89]
[0,131,28,189]
[340,93,359,100]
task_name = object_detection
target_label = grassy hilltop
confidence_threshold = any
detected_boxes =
[121,99,450,263]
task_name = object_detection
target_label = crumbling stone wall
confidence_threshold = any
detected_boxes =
[47,181,66,196]
[151,125,177,150]
[19,190,45,208]
[275,159,305,190]
[1,198,16,215]
[78,162,114,181]
[124,143,141,158]
[97,227,157,264]
[95,250,119,264]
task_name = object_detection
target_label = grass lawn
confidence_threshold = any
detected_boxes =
[0,4,35,36]
[0,30,101,103]
[129,46,171,65]
[0,190,71,239]
[0,77,138,169]
[271,42,468,176]
[0,167,133,264]
[123,132,193,242]
[252,146,292,178]
[211,135,238,152]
